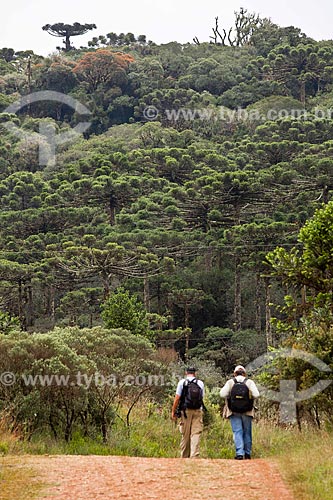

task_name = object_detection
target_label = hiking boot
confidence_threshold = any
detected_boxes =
[234,455,244,460]
[245,454,251,459]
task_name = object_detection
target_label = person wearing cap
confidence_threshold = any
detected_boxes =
[220,365,259,460]
[171,367,205,458]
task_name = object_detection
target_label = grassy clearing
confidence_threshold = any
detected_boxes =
[0,458,43,500]
[270,430,333,500]
[1,410,333,499]
[0,418,43,499]
[253,420,333,500]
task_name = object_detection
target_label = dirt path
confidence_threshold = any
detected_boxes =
[2,455,295,500]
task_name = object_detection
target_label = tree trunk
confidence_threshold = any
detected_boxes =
[205,247,213,271]
[80,411,90,437]
[217,249,223,270]
[102,275,110,299]
[27,57,32,115]
[300,79,306,105]
[18,279,23,320]
[49,413,58,439]
[45,285,56,326]
[143,275,150,312]
[184,303,190,329]
[255,273,262,333]
[234,257,242,331]
[157,279,161,315]
[109,205,116,226]
[109,194,117,225]
[18,279,27,330]
[50,285,55,327]
[184,327,191,361]
[184,303,191,359]
[25,283,34,328]
[65,34,71,52]
[301,285,306,307]
[101,412,107,443]
[264,277,272,347]
[64,409,75,442]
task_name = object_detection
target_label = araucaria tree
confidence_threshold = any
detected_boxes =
[42,22,97,52]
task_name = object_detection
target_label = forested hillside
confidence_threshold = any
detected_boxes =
[1,12,333,372]
[1,14,333,499]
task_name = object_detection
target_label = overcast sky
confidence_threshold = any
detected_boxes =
[2,0,332,55]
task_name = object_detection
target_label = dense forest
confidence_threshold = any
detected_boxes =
[1,10,333,436]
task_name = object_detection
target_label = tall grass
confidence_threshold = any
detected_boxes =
[0,458,43,500]
[256,423,333,500]
[0,417,44,499]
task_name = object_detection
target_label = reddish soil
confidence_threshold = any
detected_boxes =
[8,455,295,500]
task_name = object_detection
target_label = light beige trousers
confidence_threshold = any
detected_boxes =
[179,409,203,458]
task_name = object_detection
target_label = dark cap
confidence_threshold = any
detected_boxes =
[186,366,196,373]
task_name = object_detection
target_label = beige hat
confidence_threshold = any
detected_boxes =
[234,365,246,374]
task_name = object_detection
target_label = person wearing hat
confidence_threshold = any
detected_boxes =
[171,367,205,458]
[220,365,259,460]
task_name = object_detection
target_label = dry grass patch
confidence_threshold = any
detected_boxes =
[0,457,44,500]
[274,430,333,500]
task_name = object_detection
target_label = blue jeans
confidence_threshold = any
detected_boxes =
[229,414,253,456]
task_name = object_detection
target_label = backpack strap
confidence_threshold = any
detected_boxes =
[228,378,237,401]
[180,379,190,418]
[182,378,203,417]
[183,378,198,393]
[233,376,248,383]
[182,378,198,402]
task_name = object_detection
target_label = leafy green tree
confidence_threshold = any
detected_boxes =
[0,48,15,62]
[0,326,163,441]
[128,58,165,97]
[59,290,87,325]
[0,171,49,210]
[3,17,333,361]
[262,203,333,425]
[0,94,15,113]
[219,80,283,109]
[266,44,333,104]
[87,32,148,49]
[246,96,304,121]
[0,311,20,334]
[168,288,204,358]
[35,56,78,93]
[101,287,149,336]
[188,326,266,374]
[267,200,333,325]
[249,20,309,56]
[59,288,103,327]
[178,56,238,95]
[0,259,33,329]
[57,244,157,297]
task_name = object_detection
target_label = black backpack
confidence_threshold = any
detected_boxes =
[181,378,203,410]
[228,377,253,413]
